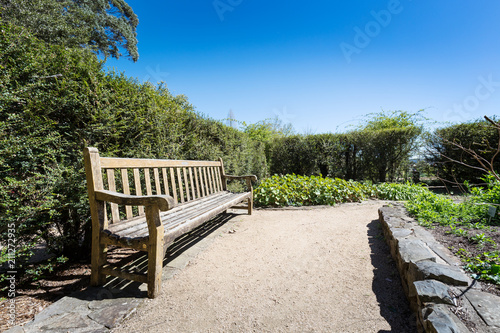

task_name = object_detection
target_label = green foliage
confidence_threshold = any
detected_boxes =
[0,22,266,284]
[426,119,500,184]
[469,174,500,207]
[241,116,294,144]
[405,191,487,227]
[355,110,425,183]
[0,0,139,61]
[461,251,500,284]
[406,175,500,285]
[375,182,429,201]
[254,174,430,207]
[254,174,368,207]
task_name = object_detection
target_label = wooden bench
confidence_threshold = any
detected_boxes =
[83,147,257,298]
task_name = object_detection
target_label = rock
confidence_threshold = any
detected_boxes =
[465,290,500,327]
[88,298,142,329]
[392,229,413,240]
[423,304,470,333]
[415,261,469,286]
[399,238,437,264]
[413,280,454,306]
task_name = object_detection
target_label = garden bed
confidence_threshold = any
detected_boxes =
[429,224,500,297]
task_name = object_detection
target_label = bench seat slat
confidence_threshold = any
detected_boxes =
[107,192,249,241]
[106,192,233,236]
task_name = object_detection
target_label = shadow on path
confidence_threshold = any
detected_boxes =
[367,219,417,333]
[72,212,238,301]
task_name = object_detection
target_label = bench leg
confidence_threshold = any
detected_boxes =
[91,242,107,286]
[147,239,164,298]
[146,205,165,298]
[248,197,253,215]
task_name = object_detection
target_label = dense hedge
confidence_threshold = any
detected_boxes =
[267,125,421,183]
[0,22,266,270]
[426,120,500,184]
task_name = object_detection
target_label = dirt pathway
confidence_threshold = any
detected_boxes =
[114,201,416,332]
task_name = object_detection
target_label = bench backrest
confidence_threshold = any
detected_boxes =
[84,147,226,224]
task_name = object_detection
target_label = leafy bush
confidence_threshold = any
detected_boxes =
[254,174,429,207]
[254,174,369,207]
[426,119,500,184]
[375,182,429,201]
[405,191,487,227]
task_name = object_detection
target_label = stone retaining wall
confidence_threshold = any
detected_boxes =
[379,204,500,333]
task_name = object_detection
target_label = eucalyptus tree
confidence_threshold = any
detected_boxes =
[0,0,139,61]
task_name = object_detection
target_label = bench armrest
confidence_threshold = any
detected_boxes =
[95,190,176,211]
[222,175,257,182]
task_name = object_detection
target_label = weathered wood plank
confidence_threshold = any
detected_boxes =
[162,168,170,196]
[83,147,108,286]
[101,265,148,284]
[169,168,178,204]
[101,231,146,250]
[144,168,152,196]
[131,192,250,238]
[183,168,190,201]
[101,157,221,169]
[95,190,175,211]
[153,168,161,195]
[209,167,216,193]
[121,169,133,219]
[200,167,206,197]
[207,167,214,194]
[214,167,222,192]
[162,193,252,248]
[129,193,233,238]
[176,168,184,203]
[133,168,144,216]
[193,167,200,199]
[145,204,164,298]
[219,158,227,191]
[106,169,120,223]
[107,214,146,234]
[189,168,196,199]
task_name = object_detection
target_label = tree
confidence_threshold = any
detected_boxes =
[0,0,139,61]
[241,116,294,144]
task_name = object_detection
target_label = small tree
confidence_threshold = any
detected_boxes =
[0,0,139,61]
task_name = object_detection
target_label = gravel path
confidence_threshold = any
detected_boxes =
[114,201,416,333]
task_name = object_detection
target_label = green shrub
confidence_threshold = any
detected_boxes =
[254,175,433,208]
[427,120,500,184]
[375,182,429,201]
[254,174,368,207]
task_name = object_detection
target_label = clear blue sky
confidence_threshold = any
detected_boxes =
[105,0,500,134]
